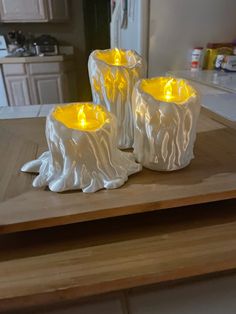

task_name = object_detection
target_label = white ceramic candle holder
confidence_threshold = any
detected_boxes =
[88,48,146,149]
[21,103,141,193]
[132,77,200,171]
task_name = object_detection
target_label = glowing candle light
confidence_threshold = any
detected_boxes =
[141,77,196,103]
[77,107,87,129]
[52,103,107,131]
[164,78,173,101]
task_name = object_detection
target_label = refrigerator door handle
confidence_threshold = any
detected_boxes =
[110,0,121,47]
[120,0,128,29]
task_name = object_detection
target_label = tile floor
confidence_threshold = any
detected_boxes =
[128,274,236,314]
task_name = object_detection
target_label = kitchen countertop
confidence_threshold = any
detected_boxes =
[0,70,234,123]
[0,104,54,118]
[0,79,230,119]
[0,55,73,64]
[168,70,236,93]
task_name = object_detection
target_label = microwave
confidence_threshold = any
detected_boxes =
[34,35,58,56]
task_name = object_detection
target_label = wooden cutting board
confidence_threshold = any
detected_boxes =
[0,113,236,234]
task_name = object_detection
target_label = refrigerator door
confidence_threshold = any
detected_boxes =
[0,66,9,107]
[0,35,8,58]
[110,0,149,61]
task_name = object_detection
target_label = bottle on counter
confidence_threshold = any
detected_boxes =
[191,47,203,71]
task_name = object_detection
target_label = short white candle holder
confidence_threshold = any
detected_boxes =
[132,77,200,171]
[21,103,142,193]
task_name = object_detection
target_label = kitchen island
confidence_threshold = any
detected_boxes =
[0,104,236,313]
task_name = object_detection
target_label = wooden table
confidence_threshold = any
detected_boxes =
[0,113,236,234]
[0,113,236,312]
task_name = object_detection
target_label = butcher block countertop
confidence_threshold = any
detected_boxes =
[0,112,236,312]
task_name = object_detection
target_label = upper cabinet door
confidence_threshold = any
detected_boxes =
[0,0,48,22]
[48,0,69,21]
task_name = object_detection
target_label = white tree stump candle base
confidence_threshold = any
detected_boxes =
[21,103,142,193]
[88,48,146,149]
[132,77,200,171]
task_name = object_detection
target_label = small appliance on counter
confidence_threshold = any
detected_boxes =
[7,30,25,52]
[34,35,58,56]
[6,30,36,57]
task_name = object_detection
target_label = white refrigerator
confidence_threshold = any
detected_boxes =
[0,67,8,107]
[0,36,9,106]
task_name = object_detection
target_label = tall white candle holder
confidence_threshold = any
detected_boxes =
[88,48,146,149]
[132,77,200,171]
[21,103,141,193]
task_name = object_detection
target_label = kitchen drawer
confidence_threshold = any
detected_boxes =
[3,63,26,76]
[29,62,60,74]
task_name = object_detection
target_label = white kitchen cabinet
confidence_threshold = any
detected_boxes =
[31,75,63,104]
[29,60,75,105]
[0,0,69,22]
[0,0,48,22]
[2,57,76,106]
[48,0,69,21]
[4,76,31,106]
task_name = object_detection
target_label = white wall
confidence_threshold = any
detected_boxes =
[148,0,236,76]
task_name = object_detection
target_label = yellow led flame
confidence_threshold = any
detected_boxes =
[77,106,87,128]
[114,48,122,65]
[163,78,174,101]
[141,77,196,104]
[53,103,108,131]
[96,48,137,67]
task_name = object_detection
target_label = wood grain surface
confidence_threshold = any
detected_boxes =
[0,199,236,312]
[0,114,236,234]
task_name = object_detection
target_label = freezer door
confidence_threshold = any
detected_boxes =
[110,0,149,61]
